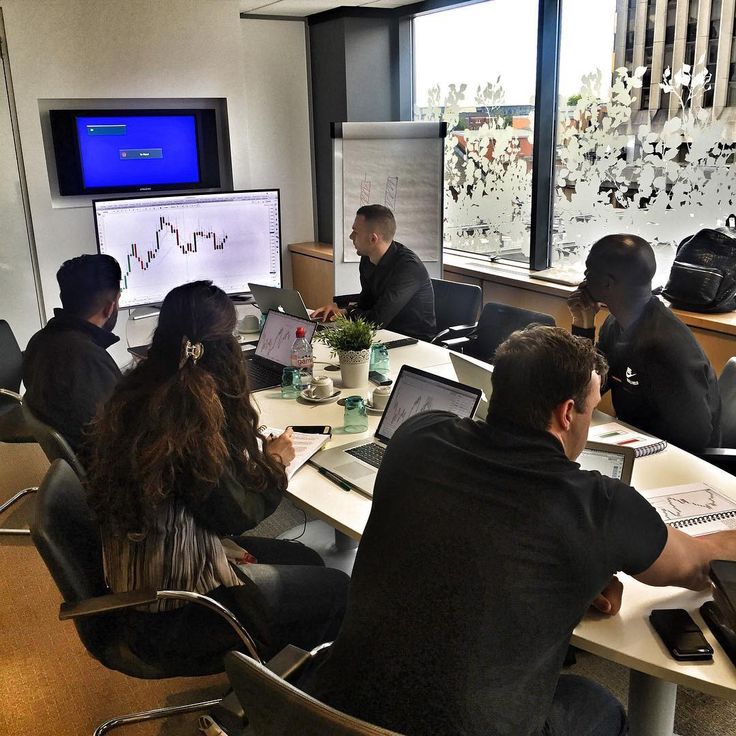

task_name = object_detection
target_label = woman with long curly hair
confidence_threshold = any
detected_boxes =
[87,280,348,664]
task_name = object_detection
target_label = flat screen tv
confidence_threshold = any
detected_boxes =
[50,108,221,195]
[94,190,282,310]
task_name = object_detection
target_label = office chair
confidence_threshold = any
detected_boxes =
[700,357,736,473]
[22,404,87,479]
[0,319,39,536]
[31,459,264,736]
[454,302,556,363]
[224,649,405,736]
[430,278,482,346]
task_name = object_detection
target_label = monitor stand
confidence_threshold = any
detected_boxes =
[129,305,161,321]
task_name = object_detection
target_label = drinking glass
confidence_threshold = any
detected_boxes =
[280,367,301,399]
[370,342,390,374]
[343,395,368,433]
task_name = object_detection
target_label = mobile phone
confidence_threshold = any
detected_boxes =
[369,371,392,386]
[287,425,332,435]
[649,609,714,661]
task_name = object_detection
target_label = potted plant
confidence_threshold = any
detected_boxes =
[315,315,377,388]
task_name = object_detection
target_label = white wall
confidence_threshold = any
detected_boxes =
[0,0,314,364]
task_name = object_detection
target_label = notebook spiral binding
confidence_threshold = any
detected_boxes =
[672,510,736,528]
[635,440,667,457]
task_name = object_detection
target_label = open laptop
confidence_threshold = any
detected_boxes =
[311,365,482,497]
[249,283,312,321]
[578,441,635,484]
[449,351,493,420]
[244,309,316,391]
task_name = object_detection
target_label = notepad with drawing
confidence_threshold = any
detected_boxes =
[640,482,736,536]
[261,427,330,479]
[588,421,667,457]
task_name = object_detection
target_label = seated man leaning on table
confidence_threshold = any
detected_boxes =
[310,204,437,341]
[23,254,122,461]
[299,325,736,736]
[567,233,721,453]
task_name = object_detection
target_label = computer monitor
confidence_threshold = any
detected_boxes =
[94,190,282,310]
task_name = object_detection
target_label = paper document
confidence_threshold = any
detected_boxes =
[640,482,736,536]
[588,421,667,457]
[261,426,330,479]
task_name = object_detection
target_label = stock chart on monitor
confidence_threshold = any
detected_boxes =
[94,190,282,309]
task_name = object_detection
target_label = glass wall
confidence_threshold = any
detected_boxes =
[413,0,736,282]
[413,0,539,264]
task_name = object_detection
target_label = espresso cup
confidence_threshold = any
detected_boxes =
[371,385,392,410]
[307,376,334,399]
[238,313,261,333]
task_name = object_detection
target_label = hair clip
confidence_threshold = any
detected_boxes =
[179,337,204,368]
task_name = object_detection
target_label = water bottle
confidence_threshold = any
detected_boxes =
[290,326,313,387]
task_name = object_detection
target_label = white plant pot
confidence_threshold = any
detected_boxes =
[338,349,370,388]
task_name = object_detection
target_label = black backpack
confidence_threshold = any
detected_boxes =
[662,217,736,313]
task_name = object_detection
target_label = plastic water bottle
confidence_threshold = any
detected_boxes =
[290,326,313,387]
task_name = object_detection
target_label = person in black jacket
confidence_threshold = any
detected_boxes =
[23,254,123,460]
[311,204,437,340]
[87,281,348,663]
[567,234,721,452]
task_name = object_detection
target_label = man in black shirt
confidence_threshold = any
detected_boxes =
[23,254,122,460]
[568,234,721,452]
[311,205,437,340]
[301,326,736,735]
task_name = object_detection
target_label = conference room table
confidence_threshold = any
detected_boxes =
[126,313,736,736]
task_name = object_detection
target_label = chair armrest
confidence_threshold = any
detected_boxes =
[439,336,474,351]
[699,448,736,473]
[333,293,361,309]
[60,588,262,663]
[265,643,312,680]
[431,324,477,345]
[0,388,22,403]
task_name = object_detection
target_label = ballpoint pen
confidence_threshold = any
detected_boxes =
[318,467,352,492]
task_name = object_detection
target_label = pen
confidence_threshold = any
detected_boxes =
[318,467,352,492]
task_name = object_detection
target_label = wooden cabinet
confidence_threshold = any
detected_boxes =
[289,242,334,309]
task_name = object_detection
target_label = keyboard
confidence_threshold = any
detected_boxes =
[382,337,419,350]
[246,360,283,390]
[346,442,385,469]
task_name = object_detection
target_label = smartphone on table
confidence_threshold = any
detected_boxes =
[649,608,714,661]
[287,425,332,435]
[369,371,392,386]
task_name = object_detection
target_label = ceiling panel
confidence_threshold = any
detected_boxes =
[239,0,417,17]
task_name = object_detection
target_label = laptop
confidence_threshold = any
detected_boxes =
[249,283,312,321]
[578,441,635,484]
[245,310,317,391]
[449,351,493,420]
[311,365,482,497]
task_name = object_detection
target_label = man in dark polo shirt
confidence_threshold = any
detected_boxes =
[301,326,736,735]
[567,234,720,453]
[23,254,122,460]
[311,204,437,340]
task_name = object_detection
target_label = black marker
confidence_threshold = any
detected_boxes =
[318,467,352,492]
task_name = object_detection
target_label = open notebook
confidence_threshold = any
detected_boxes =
[589,421,667,458]
[260,427,330,479]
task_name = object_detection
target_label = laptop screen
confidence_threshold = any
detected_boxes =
[255,310,316,366]
[577,445,631,481]
[375,366,482,444]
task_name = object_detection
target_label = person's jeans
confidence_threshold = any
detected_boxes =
[541,674,628,736]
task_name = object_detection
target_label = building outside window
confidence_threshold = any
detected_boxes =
[413,0,736,283]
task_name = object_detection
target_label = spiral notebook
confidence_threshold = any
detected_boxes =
[640,482,736,536]
[588,421,667,457]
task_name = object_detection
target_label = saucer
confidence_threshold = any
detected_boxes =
[238,327,261,336]
[365,400,385,414]
[300,389,341,404]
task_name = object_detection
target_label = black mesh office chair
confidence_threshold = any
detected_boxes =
[31,459,264,736]
[459,302,556,363]
[430,278,482,346]
[0,319,38,536]
[700,357,736,473]
[224,650,405,736]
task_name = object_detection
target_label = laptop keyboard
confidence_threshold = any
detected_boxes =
[345,443,385,469]
[246,360,282,390]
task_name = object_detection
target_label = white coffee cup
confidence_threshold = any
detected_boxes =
[371,385,392,410]
[307,376,334,398]
[238,313,261,333]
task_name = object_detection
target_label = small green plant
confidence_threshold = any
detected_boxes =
[314,315,377,354]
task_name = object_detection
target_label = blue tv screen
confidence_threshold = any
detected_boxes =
[50,108,221,195]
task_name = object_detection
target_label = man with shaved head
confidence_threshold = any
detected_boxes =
[567,234,720,453]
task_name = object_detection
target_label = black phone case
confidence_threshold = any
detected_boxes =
[650,609,713,661]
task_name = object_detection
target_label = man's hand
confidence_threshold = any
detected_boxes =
[310,303,347,323]
[266,427,295,467]
[567,283,600,330]
[590,575,623,615]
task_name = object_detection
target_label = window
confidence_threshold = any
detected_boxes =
[412,0,539,264]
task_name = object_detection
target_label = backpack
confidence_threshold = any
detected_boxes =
[662,217,736,313]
